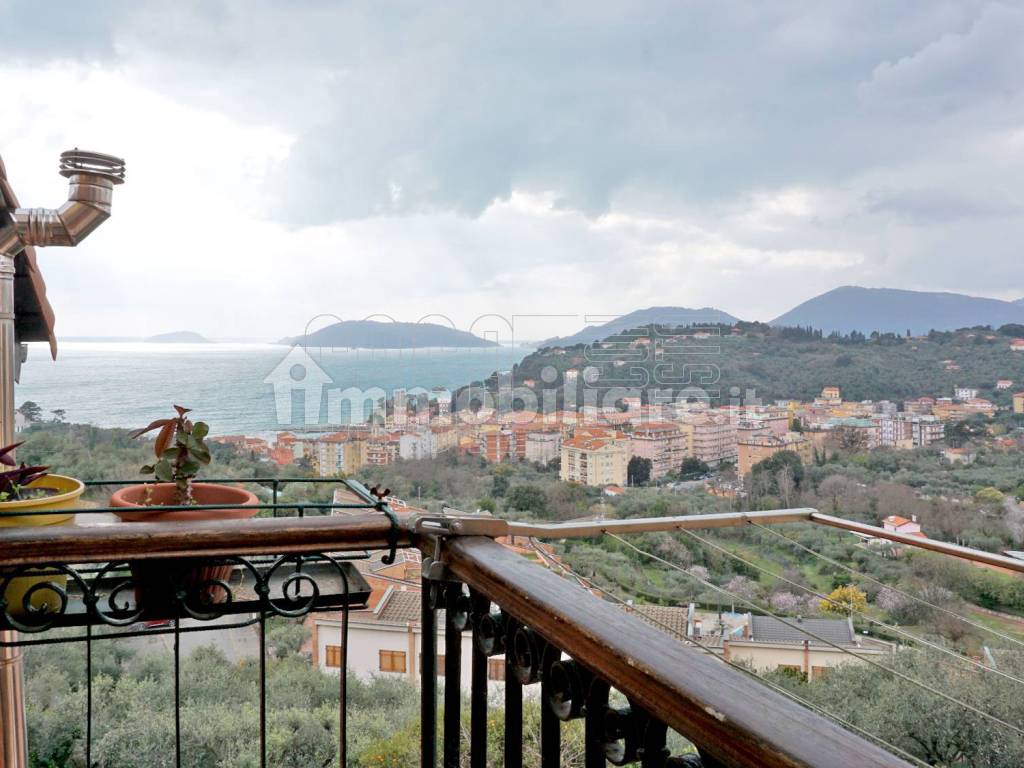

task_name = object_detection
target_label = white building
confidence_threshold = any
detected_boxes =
[872,413,944,449]
[954,386,979,401]
[524,431,561,464]
[313,588,508,689]
[392,389,408,427]
[399,429,439,460]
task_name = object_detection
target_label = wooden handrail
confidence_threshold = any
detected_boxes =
[505,508,815,538]
[810,513,1024,574]
[438,535,912,768]
[0,514,412,566]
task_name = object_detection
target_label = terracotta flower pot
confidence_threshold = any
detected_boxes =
[0,474,84,620]
[109,482,258,614]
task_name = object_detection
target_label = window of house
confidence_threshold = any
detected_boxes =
[325,645,342,668]
[487,658,506,681]
[379,650,407,673]
[419,653,446,676]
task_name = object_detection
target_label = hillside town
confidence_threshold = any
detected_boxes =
[213,381,1024,494]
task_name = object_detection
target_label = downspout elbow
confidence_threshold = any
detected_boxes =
[11,150,125,248]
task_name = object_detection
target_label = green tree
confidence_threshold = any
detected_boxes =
[265,618,311,659]
[750,450,804,497]
[17,401,43,423]
[491,473,510,497]
[505,484,548,516]
[627,456,652,486]
[679,457,710,479]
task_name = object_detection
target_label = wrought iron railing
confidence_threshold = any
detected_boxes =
[0,479,921,768]
[0,477,400,768]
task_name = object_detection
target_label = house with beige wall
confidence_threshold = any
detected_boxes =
[723,615,891,681]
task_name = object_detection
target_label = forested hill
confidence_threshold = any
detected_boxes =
[515,325,1024,404]
[540,305,739,347]
[281,320,499,349]
[771,286,1024,336]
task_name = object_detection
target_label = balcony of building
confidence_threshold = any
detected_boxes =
[2,476,1022,767]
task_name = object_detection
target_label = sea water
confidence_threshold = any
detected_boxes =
[14,342,533,436]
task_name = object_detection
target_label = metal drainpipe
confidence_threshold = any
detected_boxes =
[0,150,125,768]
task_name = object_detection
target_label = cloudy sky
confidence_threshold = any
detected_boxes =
[1,1,1022,341]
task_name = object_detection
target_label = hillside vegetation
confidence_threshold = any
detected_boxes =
[516,324,1024,404]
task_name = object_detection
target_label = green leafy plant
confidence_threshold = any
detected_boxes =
[130,405,211,505]
[0,442,51,502]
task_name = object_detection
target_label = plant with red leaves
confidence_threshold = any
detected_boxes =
[130,405,212,505]
[0,442,51,502]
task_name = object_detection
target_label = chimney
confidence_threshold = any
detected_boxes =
[0,150,125,444]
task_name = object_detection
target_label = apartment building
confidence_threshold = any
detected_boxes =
[560,433,628,487]
[1015,392,1024,414]
[365,436,401,466]
[430,425,458,453]
[524,431,561,464]
[630,422,688,478]
[736,432,812,477]
[399,429,438,461]
[873,413,944,449]
[902,397,936,415]
[933,397,996,420]
[686,414,738,465]
[819,386,841,403]
[481,430,514,463]
[823,417,879,449]
[309,434,366,476]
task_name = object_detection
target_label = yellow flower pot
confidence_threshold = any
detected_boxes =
[0,474,84,620]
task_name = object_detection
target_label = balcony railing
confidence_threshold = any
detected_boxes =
[5,477,1013,767]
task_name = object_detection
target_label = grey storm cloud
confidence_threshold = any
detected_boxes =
[0,2,1014,217]
[1,0,1022,308]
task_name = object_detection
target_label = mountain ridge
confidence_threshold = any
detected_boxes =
[770,286,1024,336]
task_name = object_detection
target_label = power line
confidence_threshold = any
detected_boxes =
[608,532,1024,740]
[678,526,1024,689]
[536,539,931,768]
[749,520,1024,652]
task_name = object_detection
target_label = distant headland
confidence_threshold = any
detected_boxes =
[144,331,212,343]
[280,320,499,349]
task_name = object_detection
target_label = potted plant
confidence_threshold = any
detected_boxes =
[0,443,85,618]
[110,406,257,609]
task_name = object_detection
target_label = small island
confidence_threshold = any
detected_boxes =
[281,320,499,349]
[145,331,211,344]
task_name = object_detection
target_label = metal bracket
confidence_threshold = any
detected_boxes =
[414,515,509,538]
[416,515,508,583]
